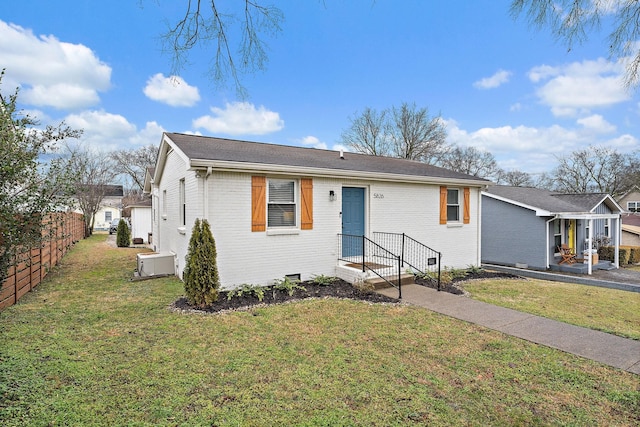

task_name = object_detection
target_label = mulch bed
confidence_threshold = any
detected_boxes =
[171,270,522,314]
[171,279,398,314]
[415,270,521,295]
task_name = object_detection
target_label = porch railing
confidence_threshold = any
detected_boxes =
[337,234,402,299]
[372,232,442,291]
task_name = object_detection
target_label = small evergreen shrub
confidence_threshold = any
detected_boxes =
[183,219,220,307]
[116,219,130,247]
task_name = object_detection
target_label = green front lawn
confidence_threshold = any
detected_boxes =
[462,277,640,340]
[1,235,638,426]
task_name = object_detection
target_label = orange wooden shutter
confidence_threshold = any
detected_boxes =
[251,176,266,232]
[463,187,470,224]
[439,186,447,224]
[300,178,313,230]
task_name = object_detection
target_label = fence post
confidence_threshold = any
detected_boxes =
[397,255,402,299]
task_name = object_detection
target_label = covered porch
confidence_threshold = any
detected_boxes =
[546,212,621,275]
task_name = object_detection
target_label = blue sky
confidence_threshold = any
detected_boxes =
[1,1,638,175]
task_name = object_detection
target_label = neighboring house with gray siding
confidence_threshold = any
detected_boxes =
[481,186,624,274]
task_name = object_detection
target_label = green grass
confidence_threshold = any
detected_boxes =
[463,278,640,340]
[1,235,639,426]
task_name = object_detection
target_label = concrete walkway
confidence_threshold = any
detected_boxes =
[376,284,640,375]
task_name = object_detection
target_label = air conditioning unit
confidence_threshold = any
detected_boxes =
[136,252,175,277]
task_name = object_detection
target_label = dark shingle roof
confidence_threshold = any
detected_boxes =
[484,186,610,213]
[166,133,490,183]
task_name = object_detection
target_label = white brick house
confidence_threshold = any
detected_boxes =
[145,133,490,289]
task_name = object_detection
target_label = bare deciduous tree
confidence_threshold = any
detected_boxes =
[551,146,634,196]
[439,146,499,179]
[495,169,534,187]
[110,145,158,196]
[511,0,640,88]
[341,102,448,164]
[65,144,117,236]
[388,102,448,164]
[341,108,390,156]
[162,0,284,97]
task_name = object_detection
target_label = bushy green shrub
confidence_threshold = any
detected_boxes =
[116,219,130,247]
[183,219,220,307]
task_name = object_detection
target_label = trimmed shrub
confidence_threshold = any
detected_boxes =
[598,246,615,261]
[116,219,130,247]
[183,219,220,307]
[619,246,640,265]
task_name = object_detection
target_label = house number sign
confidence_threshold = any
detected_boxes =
[373,193,384,199]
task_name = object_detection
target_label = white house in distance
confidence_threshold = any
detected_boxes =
[145,133,490,289]
[128,198,153,243]
[92,185,123,231]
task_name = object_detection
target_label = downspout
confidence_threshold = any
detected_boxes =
[204,166,213,220]
[545,217,555,269]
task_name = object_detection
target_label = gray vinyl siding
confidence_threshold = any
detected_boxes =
[481,197,548,270]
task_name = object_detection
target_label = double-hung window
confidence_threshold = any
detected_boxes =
[105,211,112,222]
[447,189,460,222]
[629,201,639,212]
[268,179,296,227]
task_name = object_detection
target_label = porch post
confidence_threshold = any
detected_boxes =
[615,216,620,268]
[587,218,593,275]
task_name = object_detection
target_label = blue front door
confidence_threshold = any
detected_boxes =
[342,187,365,257]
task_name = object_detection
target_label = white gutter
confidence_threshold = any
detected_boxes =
[188,159,490,187]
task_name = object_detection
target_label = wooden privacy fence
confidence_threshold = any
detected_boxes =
[0,212,85,311]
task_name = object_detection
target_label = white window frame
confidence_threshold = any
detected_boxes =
[446,188,460,222]
[628,201,639,212]
[604,218,610,237]
[267,178,298,229]
[179,179,186,226]
[162,190,167,220]
[105,211,112,222]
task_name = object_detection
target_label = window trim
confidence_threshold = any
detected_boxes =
[179,178,186,226]
[267,178,298,229]
[446,188,461,223]
[628,201,639,212]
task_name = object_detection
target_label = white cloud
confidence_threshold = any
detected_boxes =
[473,69,512,89]
[64,110,165,151]
[576,114,616,133]
[444,118,637,174]
[529,58,630,117]
[193,102,284,135]
[143,73,200,107]
[509,103,522,112]
[0,20,111,109]
[299,135,327,149]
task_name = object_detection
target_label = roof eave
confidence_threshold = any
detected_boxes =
[189,159,491,187]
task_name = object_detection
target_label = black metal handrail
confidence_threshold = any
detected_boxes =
[337,234,402,299]
[372,232,442,291]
